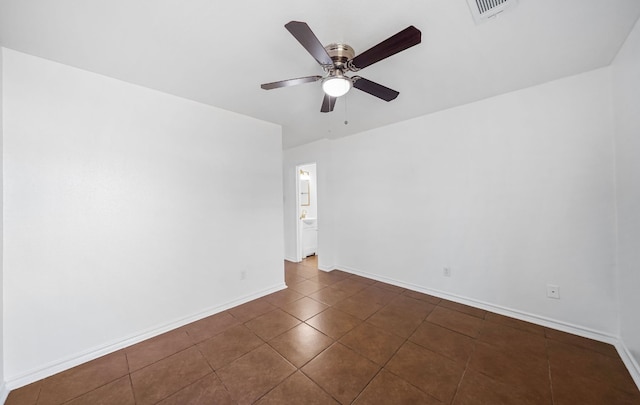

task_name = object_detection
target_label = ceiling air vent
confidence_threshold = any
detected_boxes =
[467,0,518,24]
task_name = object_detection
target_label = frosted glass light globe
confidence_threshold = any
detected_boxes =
[322,76,351,97]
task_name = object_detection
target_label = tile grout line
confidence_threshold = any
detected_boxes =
[56,374,127,405]
[546,337,556,405]
[450,332,481,405]
[126,371,137,405]
[34,381,43,405]
[244,353,297,405]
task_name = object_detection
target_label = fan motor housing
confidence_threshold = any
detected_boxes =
[324,43,355,69]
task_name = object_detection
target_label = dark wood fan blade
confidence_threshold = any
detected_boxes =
[285,21,334,67]
[348,26,421,71]
[352,77,399,101]
[321,94,336,113]
[261,76,322,90]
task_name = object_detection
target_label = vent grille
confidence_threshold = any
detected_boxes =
[467,0,518,24]
[476,0,508,15]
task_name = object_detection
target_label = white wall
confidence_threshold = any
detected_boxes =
[612,18,640,369]
[285,68,618,336]
[2,48,284,383]
[0,47,6,402]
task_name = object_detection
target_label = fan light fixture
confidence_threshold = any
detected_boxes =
[322,76,351,97]
[260,21,422,112]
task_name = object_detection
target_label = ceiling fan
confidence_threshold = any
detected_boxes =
[261,21,422,113]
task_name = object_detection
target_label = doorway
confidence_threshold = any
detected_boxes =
[296,163,318,263]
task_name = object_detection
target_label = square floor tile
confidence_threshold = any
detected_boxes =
[295,265,321,279]
[130,347,212,405]
[302,343,379,404]
[387,295,436,317]
[309,287,353,306]
[66,376,135,405]
[268,323,333,368]
[156,373,234,405]
[366,306,424,338]
[282,297,329,321]
[311,270,350,286]
[426,306,484,338]
[402,290,441,305]
[354,369,441,405]
[263,288,305,308]
[373,281,406,294]
[305,276,330,288]
[332,278,370,295]
[217,345,296,404]
[468,341,551,403]
[410,321,475,365]
[477,321,547,359]
[549,365,640,405]
[347,274,377,285]
[484,312,545,336]
[332,295,382,320]
[306,308,362,339]
[256,371,339,405]
[289,280,325,295]
[386,341,464,403]
[126,329,193,372]
[38,352,129,405]
[284,260,299,271]
[453,369,545,405]
[340,323,405,366]
[547,340,637,394]
[5,381,41,405]
[228,299,276,323]
[352,285,400,306]
[197,324,263,369]
[545,327,620,358]
[184,311,240,343]
[285,272,307,285]
[438,300,486,319]
[245,309,301,340]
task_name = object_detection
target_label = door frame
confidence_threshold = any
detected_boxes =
[295,162,316,262]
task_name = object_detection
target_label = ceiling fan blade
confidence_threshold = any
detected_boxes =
[261,75,322,90]
[285,21,334,67]
[321,94,336,113]
[348,26,421,71]
[352,77,399,101]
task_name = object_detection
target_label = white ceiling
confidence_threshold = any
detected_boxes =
[1,0,639,148]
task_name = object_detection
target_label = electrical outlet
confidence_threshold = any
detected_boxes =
[240,270,247,280]
[547,284,559,299]
[443,267,451,277]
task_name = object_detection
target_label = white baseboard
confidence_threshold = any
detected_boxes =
[337,263,640,390]
[5,283,286,392]
[0,382,9,405]
[616,339,640,389]
[284,256,298,263]
[318,264,336,272]
[337,263,620,344]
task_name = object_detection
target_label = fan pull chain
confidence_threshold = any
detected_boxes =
[344,95,349,125]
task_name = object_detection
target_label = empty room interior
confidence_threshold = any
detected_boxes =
[1,0,640,404]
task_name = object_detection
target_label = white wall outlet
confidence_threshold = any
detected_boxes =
[443,267,451,277]
[547,284,560,299]
[240,270,247,280]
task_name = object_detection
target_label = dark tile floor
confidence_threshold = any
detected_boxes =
[7,257,640,404]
